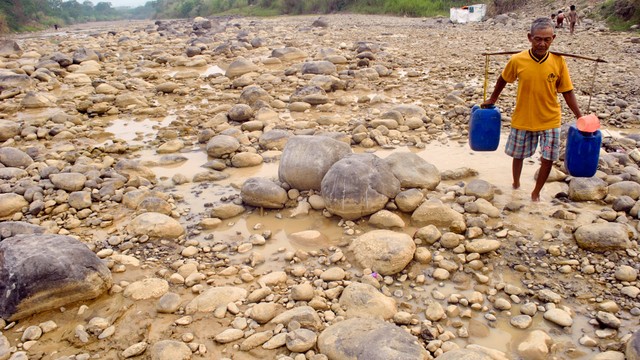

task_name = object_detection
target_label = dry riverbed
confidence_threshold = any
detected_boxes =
[0,12,640,360]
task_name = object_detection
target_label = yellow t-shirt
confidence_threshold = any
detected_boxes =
[501,50,574,131]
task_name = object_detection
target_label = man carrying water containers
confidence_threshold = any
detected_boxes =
[482,17,583,202]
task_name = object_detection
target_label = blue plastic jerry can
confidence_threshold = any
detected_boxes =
[564,124,602,177]
[469,104,501,151]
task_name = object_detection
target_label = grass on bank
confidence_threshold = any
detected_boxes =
[158,0,470,18]
[600,0,640,30]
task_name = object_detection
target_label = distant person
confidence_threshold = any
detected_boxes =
[482,17,583,201]
[54,24,59,30]
[556,10,564,28]
[551,13,556,21]
[568,5,580,35]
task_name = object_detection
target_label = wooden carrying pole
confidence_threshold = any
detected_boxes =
[481,50,608,63]
[481,50,607,112]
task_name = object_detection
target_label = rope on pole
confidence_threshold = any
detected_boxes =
[587,61,599,113]
[483,54,489,103]
[481,50,607,63]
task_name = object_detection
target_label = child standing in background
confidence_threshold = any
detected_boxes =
[568,5,580,35]
[556,10,565,28]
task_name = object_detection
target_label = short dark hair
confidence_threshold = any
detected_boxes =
[531,17,554,33]
[570,5,576,10]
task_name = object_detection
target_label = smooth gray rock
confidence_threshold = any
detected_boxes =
[225,56,259,78]
[322,153,401,220]
[240,177,288,209]
[127,212,184,239]
[290,85,328,105]
[574,223,631,252]
[0,147,33,168]
[49,52,73,67]
[465,179,495,201]
[206,135,240,158]
[0,234,112,321]
[227,103,254,121]
[384,152,440,190]
[569,177,608,201]
[0,119,20,141]
[239,85,273,107]
[349,230,415,275]
[73,47,100,64]
[394,188,424,212]
[279,135,351,191]
[627,329,640,360]
[150,340,191,360]
[0,222,45,240]
[68,191,92,210]
[301,61,337,75]
[0,167,27,180]
[609,181,640,199]
[411,198,465,230]
[317,317,428,360]
[49,172,87,192]
[339,282,397,320]
[269,306,322,330]
[258,129,291,150]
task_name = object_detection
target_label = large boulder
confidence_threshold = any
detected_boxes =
[240,177,288,209]
[627,329,640,360]
[384,152,440,190]
[339,282,397,320]
[279,135,351,191]
[322,153,401,220]
[317,317,429,360]
[574,223,632,252]
[348,229,415,275]
[0,147,33,168]
[127,212,184,239]
[568,177,608,201]
[0,234,112,321]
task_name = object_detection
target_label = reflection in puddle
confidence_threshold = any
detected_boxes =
[104,115,175,144]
